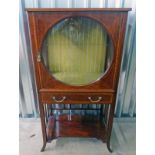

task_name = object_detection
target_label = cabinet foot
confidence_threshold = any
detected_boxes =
[41,143,46,152]
[107,141,113,153]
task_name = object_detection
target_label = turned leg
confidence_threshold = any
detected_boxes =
[39,103,47,152]
[106,104,115,153]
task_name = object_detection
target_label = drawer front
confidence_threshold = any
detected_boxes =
[40,92,114,104]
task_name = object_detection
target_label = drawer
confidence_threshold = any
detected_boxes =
[40,92,114,104]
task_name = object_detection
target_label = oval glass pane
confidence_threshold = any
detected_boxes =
[41,16,113,86]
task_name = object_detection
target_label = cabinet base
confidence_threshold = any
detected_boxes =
[47,114,107,142]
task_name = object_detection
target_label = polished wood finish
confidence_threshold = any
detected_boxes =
[26,8,131,12]
[40,92,114,104]
[27,8,130,153]
[39,88,115,93]
[28,10,127,92]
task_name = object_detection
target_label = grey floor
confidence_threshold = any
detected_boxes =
[19,118,136,155]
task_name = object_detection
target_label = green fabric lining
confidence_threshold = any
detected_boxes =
[46,17,107,85]
[53,72,103,85]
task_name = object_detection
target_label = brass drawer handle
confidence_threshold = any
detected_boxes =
[88,96,102,103]
[52,96,66,103]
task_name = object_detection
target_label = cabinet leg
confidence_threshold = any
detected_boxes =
[47,113,55,142]
[106,104,115,153]
[107,141,113,152]
[104,104,109,125]
[39,104,47,152]
[41,142,46,152]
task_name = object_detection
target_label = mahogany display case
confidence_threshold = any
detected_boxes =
[26,8,131,152]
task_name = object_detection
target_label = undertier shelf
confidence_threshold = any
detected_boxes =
[47,114,107,142]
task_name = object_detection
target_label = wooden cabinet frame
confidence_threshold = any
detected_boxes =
[27,8,131,152]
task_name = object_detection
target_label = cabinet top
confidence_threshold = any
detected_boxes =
[26,8,131,12]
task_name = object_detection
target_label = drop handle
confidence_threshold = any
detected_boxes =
[88,96,102,103]
[52,96,66,103]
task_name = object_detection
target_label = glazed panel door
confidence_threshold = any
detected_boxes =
[28,10,128,92]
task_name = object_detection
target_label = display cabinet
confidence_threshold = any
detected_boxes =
[27,8,131,152]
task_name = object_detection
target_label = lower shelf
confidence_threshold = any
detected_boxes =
[47,114,107,142]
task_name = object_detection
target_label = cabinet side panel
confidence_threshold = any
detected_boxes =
[27,12,42,91]
[113,13,128,91]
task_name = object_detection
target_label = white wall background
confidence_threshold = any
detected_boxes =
[19,0,136,118]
